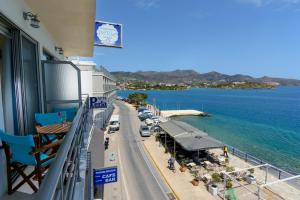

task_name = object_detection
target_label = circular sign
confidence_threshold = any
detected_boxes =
[96,24,119,45]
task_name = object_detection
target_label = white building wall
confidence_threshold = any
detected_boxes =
[0,0,65,59]
[92,74,104,94]
[80,70,93,96]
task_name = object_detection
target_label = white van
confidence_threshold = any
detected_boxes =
[109,115,120,132]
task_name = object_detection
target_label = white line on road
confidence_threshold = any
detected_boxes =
[131,124,170,199]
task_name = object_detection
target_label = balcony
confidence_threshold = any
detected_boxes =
[1,96,94,200]
[0,59,99,200]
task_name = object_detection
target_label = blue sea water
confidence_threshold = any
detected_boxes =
[117,87,300,174]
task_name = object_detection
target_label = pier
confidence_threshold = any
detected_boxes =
[160,109,208,118]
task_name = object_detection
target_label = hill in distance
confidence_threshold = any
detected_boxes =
[111,70,300,86]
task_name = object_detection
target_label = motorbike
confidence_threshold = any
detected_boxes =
[104,137,109,150]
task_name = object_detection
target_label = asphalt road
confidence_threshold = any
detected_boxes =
[115,101,170,200]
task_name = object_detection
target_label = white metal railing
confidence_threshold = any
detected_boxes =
[227,145,300,189]
[34,96,93,200]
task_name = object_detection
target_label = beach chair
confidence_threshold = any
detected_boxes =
[0,130,62,194]
[53,107,77,122]
[35,112,67,143]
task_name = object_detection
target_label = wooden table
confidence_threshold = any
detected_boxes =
[36,122,72,146]
[36,122,72,135]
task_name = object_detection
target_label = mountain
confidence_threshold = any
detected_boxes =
[111,70,300,86]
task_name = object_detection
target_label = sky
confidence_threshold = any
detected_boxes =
[81,0,300,79]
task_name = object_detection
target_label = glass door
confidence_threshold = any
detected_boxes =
[21,36,40,133]
[0,29,15,134]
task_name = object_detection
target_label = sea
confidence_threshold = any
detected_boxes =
[117,87,300,174]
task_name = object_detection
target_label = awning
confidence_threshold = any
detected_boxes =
[159,120,207,138]
[25,0,96,56]
[176,135,223,151]
[159,120,223,151]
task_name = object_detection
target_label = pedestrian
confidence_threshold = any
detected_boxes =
[168,156,175,170]
[223,145,228,158]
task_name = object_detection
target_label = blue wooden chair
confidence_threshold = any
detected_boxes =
[0,129,62,194]
[53,107,77,122]
[35,112,67,143]
[35,112,65,126]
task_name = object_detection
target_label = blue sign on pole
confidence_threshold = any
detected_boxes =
[94,21,123,48]
[94,166,118,185]
[89,97,107,109]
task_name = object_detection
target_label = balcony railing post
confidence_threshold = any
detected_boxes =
[60,174,64,200]
[279,171,282,180]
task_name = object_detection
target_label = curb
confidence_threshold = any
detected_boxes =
[142,142,181,200]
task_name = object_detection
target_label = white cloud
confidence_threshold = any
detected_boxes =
[132,0,160,9]
[236,0,300,8]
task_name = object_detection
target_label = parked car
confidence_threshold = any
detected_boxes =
[139,113,153,121]
[151,124,160,133]
[139,125,151,137]
[151,116,160,124]
[145,118,154,126]
[138,106,147,113]
[138,110,153,116]
[108,115,120,132]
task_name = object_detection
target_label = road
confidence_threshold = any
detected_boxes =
[105,101,171,200]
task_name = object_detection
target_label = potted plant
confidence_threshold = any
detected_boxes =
[225,166,235,173]
[164,148,169,154]
[226,180,233,189]
[191,171,200,186]
[155,134,160,142]
[179,161,187,172]
[248,168,255,174]
[209,173,221,196]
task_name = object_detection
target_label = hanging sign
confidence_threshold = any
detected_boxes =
[94,21,123,48]
[93,166,118,185]
[89,97,107,109]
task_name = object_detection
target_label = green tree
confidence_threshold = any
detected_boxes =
[128,93,148,105]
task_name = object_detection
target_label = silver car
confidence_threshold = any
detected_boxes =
[139,125,151,137]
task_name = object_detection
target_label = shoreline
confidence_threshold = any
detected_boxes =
[146,103,299,178]
[123,101,300,199]
[117,88,300,176]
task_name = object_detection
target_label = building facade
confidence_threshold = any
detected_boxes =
[0,1,110,199]
[75,61,117,129]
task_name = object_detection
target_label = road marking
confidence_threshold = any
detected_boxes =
[131,123,171,200]
[142,142,181,200]
[118,102,170,199]
[117,139,130,200]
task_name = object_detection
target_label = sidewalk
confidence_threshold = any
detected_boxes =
[103,106,124,200]
[125,103,216,200]
[88,127,105,199]
[142,135,216,200]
